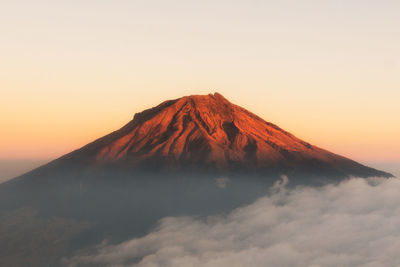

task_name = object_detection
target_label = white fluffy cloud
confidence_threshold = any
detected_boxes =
[69,177,400,267]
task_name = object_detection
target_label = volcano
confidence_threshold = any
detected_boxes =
[44,92,390,179]
[0,93,392,267]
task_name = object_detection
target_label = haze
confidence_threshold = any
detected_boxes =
[1,0,399,179]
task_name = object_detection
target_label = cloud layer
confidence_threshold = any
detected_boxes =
[69,177,400,267]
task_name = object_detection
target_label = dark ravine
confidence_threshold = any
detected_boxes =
[0,93,393,267]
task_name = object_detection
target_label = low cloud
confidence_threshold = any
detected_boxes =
[68,177,400,267]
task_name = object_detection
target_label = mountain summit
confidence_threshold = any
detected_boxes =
[56,92,390,179]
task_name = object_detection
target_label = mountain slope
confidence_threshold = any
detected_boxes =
[49,92,391,178]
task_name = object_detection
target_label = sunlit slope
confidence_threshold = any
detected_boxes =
[41,92,392,179]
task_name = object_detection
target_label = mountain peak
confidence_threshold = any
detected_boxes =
[208,92,228,102]
[179,92,230,108]
[61,93,391,178]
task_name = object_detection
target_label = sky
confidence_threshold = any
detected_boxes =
[1,0,399,180]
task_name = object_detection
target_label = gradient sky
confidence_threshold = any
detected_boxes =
[1,1,399,179]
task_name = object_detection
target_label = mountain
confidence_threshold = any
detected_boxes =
[0,93,392,267]
[46,92,390,179]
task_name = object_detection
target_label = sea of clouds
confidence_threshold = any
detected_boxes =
[69,176,400,267]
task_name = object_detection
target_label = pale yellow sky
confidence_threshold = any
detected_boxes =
[1,0,399,164]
